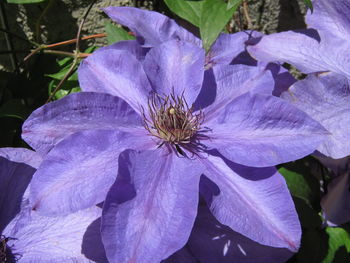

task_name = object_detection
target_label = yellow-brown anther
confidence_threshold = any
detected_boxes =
[143,93,204,149]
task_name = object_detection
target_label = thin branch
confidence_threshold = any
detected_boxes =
[35,0,54,43]
[0,1,19,73]
[45,33,106,48]
[46,0,97,103]
[43,49,90,58]
[243,0,253,29]
[0,27,39,46]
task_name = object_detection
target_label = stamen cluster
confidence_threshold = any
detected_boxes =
[143,93,204,152]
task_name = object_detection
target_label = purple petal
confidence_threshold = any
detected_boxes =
[208,31,263,66]
[101,149,203,263]
[187,203,294,263]
[0,147,42,168]
[78,47,152,112]
[199,154,301,251]
[29,129,154,216]
[3,204,104,263]
[104,39,149,61]
[321,173,350,226]
[143,40,205,105]
[103,7,201,47]
[247,29,350,78]
[205,92,328,167]
[281,73,350,159]
[22,92,142,155]
[0,154,36,232]
[201,64,274,121]
[306,0,350,39]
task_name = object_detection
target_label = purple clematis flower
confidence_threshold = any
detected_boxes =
[280,72,350,159]
[103,6,296,94]
[0,148,107,262]
[23,39,328,262]
[247,0,350,79]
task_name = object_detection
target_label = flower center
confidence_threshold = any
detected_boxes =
[1,235,16,262]
[142,93,206,155]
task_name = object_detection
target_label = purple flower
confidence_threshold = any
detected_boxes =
[0,148,107,262]
[280,72,350,159]
[23,39,328,262]
[247,0,350,78]
[246,0,350,159]
[103,6,295,94]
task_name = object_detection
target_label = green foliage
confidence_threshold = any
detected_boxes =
[164,0,202,27]
[279,157,321,208]
[323,227,350,263]
[105,22,135,45]
[303,0,314,13]
[6,0,47,4]
[164,0,243,52]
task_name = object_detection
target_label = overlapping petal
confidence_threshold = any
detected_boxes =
[200,64,274,121]
[143,40,205,105]
[205,92,328,167]
[78,48,152,112]
[187,204,294,263]
[0,154,36,232]
[321,173,350,226]
[103,7,200,47]
[101,149,203,263]
[22,92,142,155]
[199,153,301,251]
[208,31,263,66]
[29,129,154,216]
[281,73,350,158]
[306,0,350,39]
[3,204,104,263]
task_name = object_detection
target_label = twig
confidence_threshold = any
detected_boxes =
[243,0,253,29]
[45,33,106,48]
[0,27,39,46]
[43,49,90,58]
[0,1,19,73]
[35,0,54,43]
[46,0,97,103]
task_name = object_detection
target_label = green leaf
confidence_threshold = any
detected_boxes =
[0,99,30,120]
[278,158,321,207]
[164,0,203,27]
[304,0,314,13]
[6,0,46,4]
[105,22,135,45]
[323,227,350,263]
[45,64,77,81]
[227,0,241,10]
[200,0,242,52]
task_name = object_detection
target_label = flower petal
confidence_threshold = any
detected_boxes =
[3,204,104,263]
[200,64,274,121]
[143,40,205,105]
[281,73,350,159]
[29,129,154,216]
[22,92,142,155]
[103,7,200,47]
[205,92,328,167]
[0,154,35,232]
[199,153,301,251]
[247,29,350,78]
[0,147,42,168]
[321,173,350,226]
[187,203,294,263]
[78,47,152,112]
[105,39,149,61]
[306,0,350,40]
[208,31,263,66]
[101,149,203,263]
